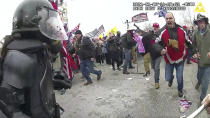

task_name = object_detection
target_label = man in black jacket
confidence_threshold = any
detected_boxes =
[121,30,137,74]
[75,30,102,85]
[142,23,162,89]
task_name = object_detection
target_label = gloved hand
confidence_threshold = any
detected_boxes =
[168,39,179,52]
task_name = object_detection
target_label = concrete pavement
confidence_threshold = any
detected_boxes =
[56,57,210,118]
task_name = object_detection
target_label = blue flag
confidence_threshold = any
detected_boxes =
[154,7,167,17]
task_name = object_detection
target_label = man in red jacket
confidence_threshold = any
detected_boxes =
[157,12,191,97]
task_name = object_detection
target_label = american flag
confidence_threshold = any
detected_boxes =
[85,28,98,38]
[85,25,105,38]
[95,25,105,38]
[132,13,148,23]
[71,23,80,34]
[61,41,78,80]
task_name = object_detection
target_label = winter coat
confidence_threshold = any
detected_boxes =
[107,36,122,59]
[192,24,210,67]
[107,36,121,53]
[157,24,191,64]
[77,36,96,60]
[120,31,136,49]
[96,44,103,56]
[142,31,162,60]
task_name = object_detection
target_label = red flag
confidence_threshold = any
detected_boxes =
[50,1,58,11]
[61,41,78,79]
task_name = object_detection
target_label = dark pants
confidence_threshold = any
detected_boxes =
[151,56,161,83]
[123,49,132,72]
[110,53,120,70]
[105,53,111,65]
[80,59,101,82]
[96,54,104,64]
[186,48,192,63]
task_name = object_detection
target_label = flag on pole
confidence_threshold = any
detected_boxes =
[94,25,105,38]
[132,13,148,23]
[61,41,78,80]
[86,25,105,38]
[85,28,98,37]
[154,7,167,17]
[99,34,103,39]
[111,26,117,35]
[71,23,80,33]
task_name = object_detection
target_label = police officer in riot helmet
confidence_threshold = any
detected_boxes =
[0,0,67,117]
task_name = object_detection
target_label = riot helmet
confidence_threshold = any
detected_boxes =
[12,0,67,40]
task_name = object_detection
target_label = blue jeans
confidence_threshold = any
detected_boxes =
[197,65,203,85]
[123,49,131,72]
[165,61,184,92]
[151,56,161,83]
[80,59,101,82]
[198,66,210,101]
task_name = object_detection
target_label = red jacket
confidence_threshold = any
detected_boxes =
[159,25,188,64]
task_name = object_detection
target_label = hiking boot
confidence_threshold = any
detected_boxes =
[178,91,183,97]
[195,82,200,90]
[155,83,160,89]
[123,71,130,74]
[84,81,93,86]
[97,71,102,80]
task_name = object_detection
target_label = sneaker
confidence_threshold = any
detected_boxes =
[155,83,160,89]
[195,82,200,90]
[123,71,130,74]
[117,67,121,71]
[178,91,183,97]
[97,71,102,80]
[84,81,93,86]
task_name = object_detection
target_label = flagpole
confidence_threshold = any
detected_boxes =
[124,20,131,30]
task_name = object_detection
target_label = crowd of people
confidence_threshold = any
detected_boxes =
[64,12,210,106]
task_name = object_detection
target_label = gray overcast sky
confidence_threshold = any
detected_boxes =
[0,0,209,42]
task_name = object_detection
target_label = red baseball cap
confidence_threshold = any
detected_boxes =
[183,25,188,29]
[153,23,159,28]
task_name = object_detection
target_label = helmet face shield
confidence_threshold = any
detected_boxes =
[38,7,68,40]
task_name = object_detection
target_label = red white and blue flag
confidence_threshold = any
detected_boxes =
[61,41,78,80]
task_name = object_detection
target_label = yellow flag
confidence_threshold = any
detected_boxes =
[194,2,206,12]
[111,27,117,35]
[99,34,103,39]
[107,30,111,37]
